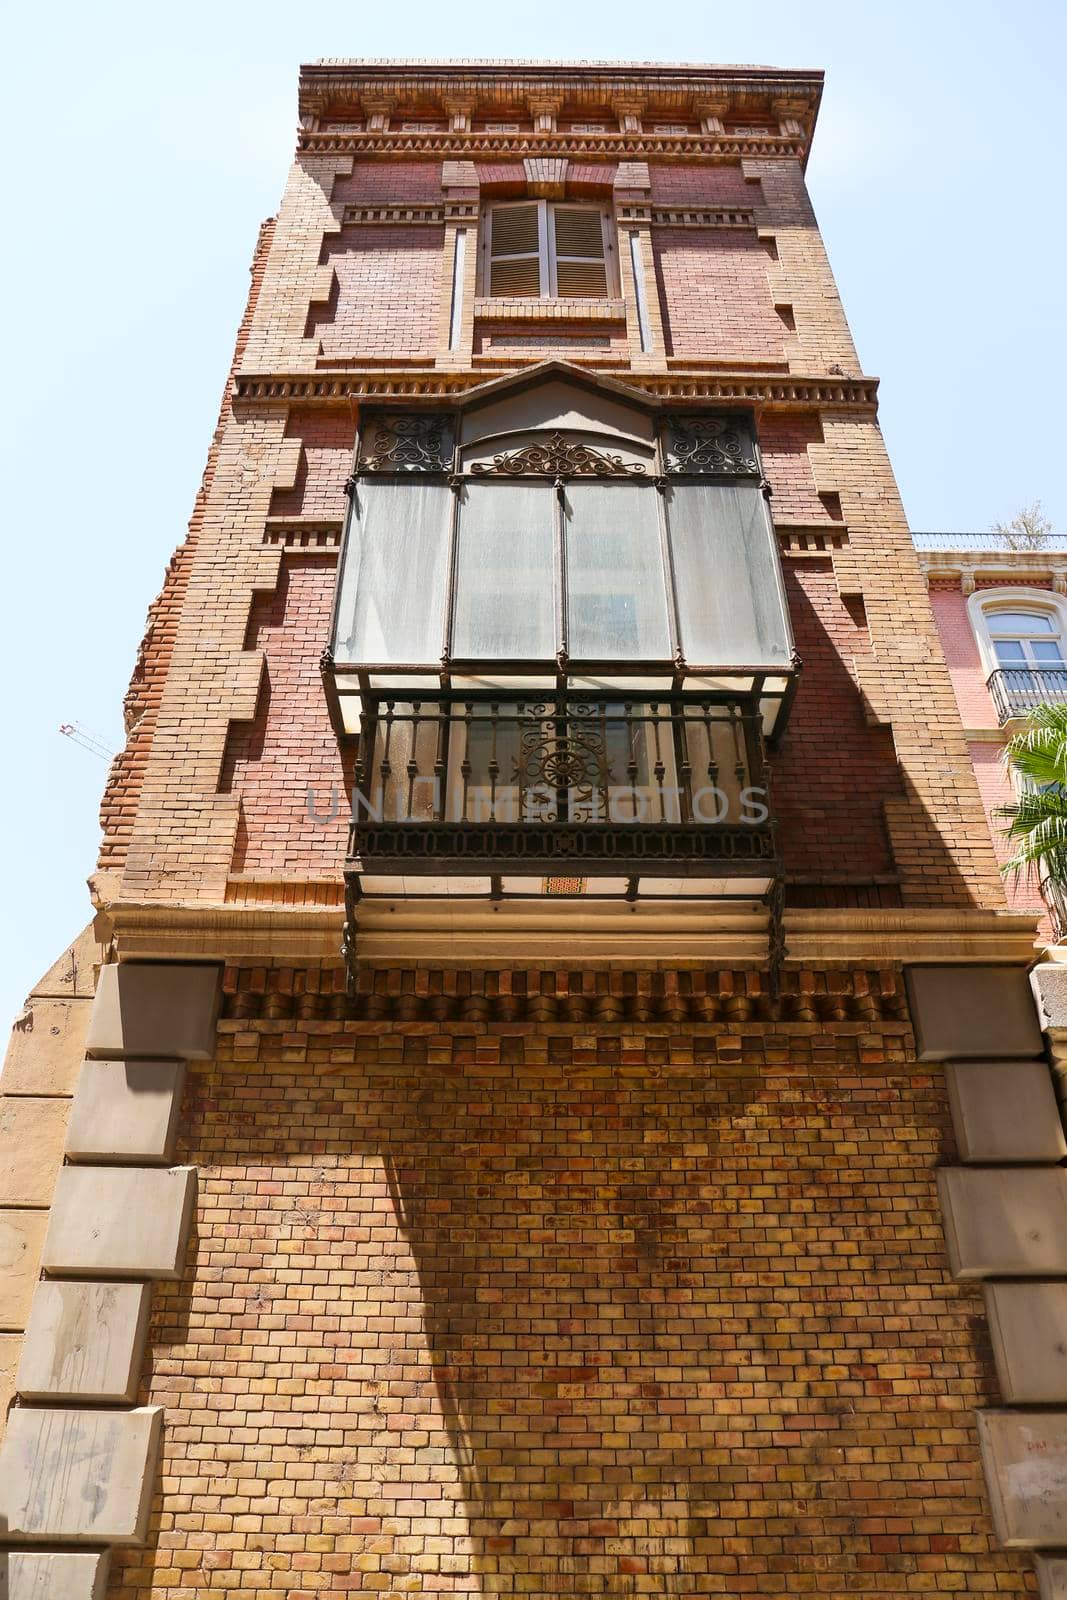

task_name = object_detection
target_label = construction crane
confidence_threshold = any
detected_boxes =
[59,722,116,761]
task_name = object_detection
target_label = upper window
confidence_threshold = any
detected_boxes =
[987,607,1066,671]
[482,201,614,298]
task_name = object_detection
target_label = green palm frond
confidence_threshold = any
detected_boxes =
[1000,703,1067,884]
[1002,702,1067,787]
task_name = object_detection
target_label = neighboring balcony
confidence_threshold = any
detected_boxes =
[1041,875,1067,944]
[988,666,1067,724]
[347,692,776,900]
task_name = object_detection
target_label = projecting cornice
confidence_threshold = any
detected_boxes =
[232,367,879,412]
[299,130,808,162]
[297,59,822,165]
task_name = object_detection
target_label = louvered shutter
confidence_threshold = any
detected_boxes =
[552,205,609,297]
[488,203,543,296]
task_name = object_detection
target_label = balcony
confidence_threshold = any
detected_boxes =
[1041,875,1067,944]
[346,693,777,901]
[988,666,1067,724]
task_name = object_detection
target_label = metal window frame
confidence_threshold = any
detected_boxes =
[326,408,799,742]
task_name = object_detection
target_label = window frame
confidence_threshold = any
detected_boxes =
[480,198,617,299]
[968,588,1067,680]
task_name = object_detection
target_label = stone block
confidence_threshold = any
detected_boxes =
[85,962,220,1061]
[977,1410,1067,1547]
[984,1282,1067,1402]
[2,1551,110,1600]
[66,1059,185,1164]
[0,1098,70,1206]
[17,1280,151,1403]
[1037,1556,1067,1600]
[1,999,90,1096]
[945,1060,1067,1163]
[0,1212,48,1331]
[906,965,1043,1060]
[29,925,101,1000]
[937,1166,1067,1278]
[0,1406,162,1544]
[0,1332,21,1427]
[42,1166,196,1279]
[1034,964,1067,1031]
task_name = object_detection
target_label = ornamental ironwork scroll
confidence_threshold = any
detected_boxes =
[471,431,648,479]
[514,713,612,822]
[663,414,760,476]
[357,413,455,473]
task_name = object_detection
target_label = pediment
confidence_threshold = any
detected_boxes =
[457,362,658,460]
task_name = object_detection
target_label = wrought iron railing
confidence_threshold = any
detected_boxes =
[1041,875,1067,943]
[346,694,775,875]
[988,667,1067,724]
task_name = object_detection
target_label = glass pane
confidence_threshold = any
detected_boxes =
[452,482,556,659]
[668,482,792,668]
[1032,641,1065,663]
[564,484,670,659]
[988,609,1056,633]
[994,640,1027,663]
[333,480,451,665]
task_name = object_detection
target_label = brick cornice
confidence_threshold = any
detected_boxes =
[298,129,808,163]
[221,961,908,1028]
[299,60,821,135]
[231,368,880,411]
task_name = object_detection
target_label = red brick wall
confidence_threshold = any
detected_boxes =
[106,1008,1033,1598]
[760,414,833,522]
[220,555,351,874]
[773,562,898,880]
[269,410,354,522]
[99,218,277,867]
[653,231,785,362]
[333,161,445,203]
[311,225,445,363]
[928,583,998,731]
[648,163,758,206]
[968,740,1045,915]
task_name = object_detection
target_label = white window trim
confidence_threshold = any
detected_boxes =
[968,587,1067,678]
[481,199,617,298]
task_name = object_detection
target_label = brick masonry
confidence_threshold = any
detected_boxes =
[102,1000,1034,1597]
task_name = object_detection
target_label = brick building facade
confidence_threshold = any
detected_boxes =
[3,59,1067,1600]
[917,529,1067,938]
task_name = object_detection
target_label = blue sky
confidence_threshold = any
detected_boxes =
[1,0,1064,1028]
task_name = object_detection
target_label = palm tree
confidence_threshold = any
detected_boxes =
[999,702,1067,888]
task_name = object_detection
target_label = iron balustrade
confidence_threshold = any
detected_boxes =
[1041,875,1067,944]
[988,666,1067,724]
[346,694,776,875]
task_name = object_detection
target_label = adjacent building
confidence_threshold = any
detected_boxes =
[3,58,1067,1600]
[918,529,1067,938]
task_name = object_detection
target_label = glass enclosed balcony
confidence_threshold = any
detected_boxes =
[320,373,799,906]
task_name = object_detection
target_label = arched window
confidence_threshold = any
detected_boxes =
[968,589,1067,720]
[986,607,1065,673]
